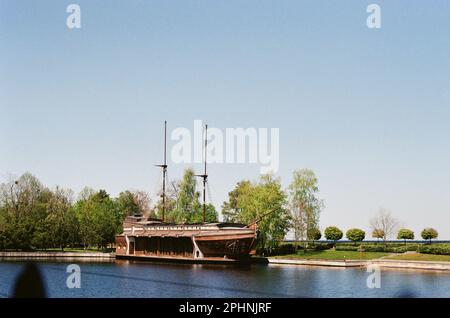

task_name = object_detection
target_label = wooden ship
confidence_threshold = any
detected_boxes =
[115,122,257,263]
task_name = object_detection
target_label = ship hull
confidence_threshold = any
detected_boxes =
[194,233,256,258]
[115,253,252,264]
[115,217,257,264]
[115,224,256,264]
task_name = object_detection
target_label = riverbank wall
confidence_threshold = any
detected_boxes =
[369,259,450,271]
[0,251,115,261]
[264,258,450,271]
[2,252,448,271]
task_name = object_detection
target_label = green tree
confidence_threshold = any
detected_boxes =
[31,217,51,250]
[152,190,177,221]
[288,169,324,244]
[166,169,218,223]
[45,186,75,250]
[0,206,8,249]
[0,173,47,250]
[64,206,80,248]
[91,190,123,249]
[117,191,140,216]
[307,228,322,241]
[421,228,438,243]
[222,181,252,223]
[73,190,97,249]
[221,175,291,251]
[324,226,343,247]
[189,203,218,223]
[171,169,201,223]
[0,174,124,251]
[397,229,414,244]
[346,228,365,244]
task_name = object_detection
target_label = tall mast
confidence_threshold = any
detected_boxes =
[203,124,208,223]
[196,124,208,223]
[156,121,167,222]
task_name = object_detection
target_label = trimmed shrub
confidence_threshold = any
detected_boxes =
[346,228,366,244]
[352,244,419,253]
[391,245,418,253]
[324,226,343,244]
[418,244,450,255]
[336,245,359,251]
[397,229,414,243]
[421,228,438,242]
[258,243,297,256]
[359,245,386,253]
[384,245,418,253]
[308,228,322,241]
[311,243,333,250]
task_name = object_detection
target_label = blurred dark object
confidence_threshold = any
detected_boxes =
[12,263,47,298]
[396,290,417,298]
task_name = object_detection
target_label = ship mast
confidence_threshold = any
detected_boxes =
[156,121,168,223]
[196,124,208,223]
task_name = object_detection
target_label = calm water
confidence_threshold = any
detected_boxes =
[0,260,449,298]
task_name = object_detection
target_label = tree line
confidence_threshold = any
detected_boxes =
[321,225,439,246]
[0,173,149,251]
[0,169,441,252]
[0,170,221,251]
[0,168,322,251]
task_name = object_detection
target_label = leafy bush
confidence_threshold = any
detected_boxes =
[336,245,359,251]
[397,229,414,242]
[352,244,419,253]
[308,228,322,241]
[337,242,416,248]
[418,244,450,255]
[346,228,366,243]
[269,243,449,256]
[421,228,438,242]
[388,245,418,253]
[258,243,297,256]
[311,243,333,250]
[359,245,386,252]
[324,226,343,243]
[359,244,448,255]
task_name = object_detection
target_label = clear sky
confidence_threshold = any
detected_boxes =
[1,1,449,238]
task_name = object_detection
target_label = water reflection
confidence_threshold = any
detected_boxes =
[0,261,448,298]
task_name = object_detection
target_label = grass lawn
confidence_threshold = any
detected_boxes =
[271,249,389,260]
[385,253,450,262]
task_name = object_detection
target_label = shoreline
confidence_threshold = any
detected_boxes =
[1,251,449,271]
[265,257,450,271]
[0,251,115,260]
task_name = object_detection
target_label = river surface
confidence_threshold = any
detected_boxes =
[0,260,449,298]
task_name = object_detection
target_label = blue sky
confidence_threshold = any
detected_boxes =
[1,1,449,238]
